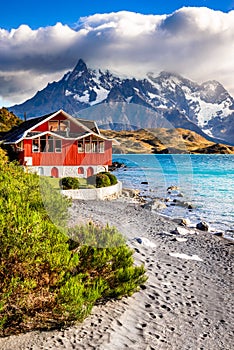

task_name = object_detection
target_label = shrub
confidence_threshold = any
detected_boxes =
[87,172,117,188]
[60,177,80,190]
[96,173,111,188]
[100,172,118,185]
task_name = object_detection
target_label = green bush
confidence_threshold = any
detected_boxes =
[0,161,147,335]
[100,172,118,185]
[96,173,111,188]
[60,177,80,190]
[87,172,117,188]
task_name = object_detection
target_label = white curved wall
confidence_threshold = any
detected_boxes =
[61,181,122,201]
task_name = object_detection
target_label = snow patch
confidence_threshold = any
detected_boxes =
[65,89,72,96]
[90,86,109,105]
[73,90,90,103]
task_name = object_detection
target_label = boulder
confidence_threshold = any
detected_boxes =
[143,200,167,211]
[196,221,209,232]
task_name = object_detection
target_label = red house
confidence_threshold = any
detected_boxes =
[2,110,114,178]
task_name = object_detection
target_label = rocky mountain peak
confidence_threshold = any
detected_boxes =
[74,58,88,73]
[9,59,234,145]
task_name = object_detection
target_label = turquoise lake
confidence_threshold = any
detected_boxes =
[112,154,234,238]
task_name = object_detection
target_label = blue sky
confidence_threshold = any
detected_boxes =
[0,1,234,106]
[1,0,233,30]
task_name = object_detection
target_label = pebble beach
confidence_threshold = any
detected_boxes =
[0,194,233,350]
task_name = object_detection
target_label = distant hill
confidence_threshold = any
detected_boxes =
[9,59,234,146]
[101,128,234,154]
[0,108,22,132]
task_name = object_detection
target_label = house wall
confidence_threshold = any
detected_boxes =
[23,139,112,167]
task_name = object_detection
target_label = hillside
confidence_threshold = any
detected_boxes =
[0,107,22,132]
[101,128,234,154]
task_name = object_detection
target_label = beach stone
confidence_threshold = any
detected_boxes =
[143,200,167,211]
[134,237,156,248]
[172,226,196,235]
[171,200,195,209]
[213,231,224,237]
[179,218,191,227]
[196,221,209,231]
[122,188,140,198]
[175,237,188,242]
[174,226,192,235]
[177,192,184,197]
[167,186,179,192]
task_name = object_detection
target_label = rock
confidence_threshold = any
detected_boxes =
[143,200,167,211]
[177,192,184,197]
[170,200,195,210]
[179,218,191,227]
[134,237,156,248]
[109,161,126,171]
[122,188,140,198]
[213,231,224,237]
[175,237,188,242]
[167,186,179,192]
[196,221,210,231]
[173,226,196,235]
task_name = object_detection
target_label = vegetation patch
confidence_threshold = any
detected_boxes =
[0,151,146,336]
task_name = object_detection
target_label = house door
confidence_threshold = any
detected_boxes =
[87,167,94,177]
[51,167,59,178]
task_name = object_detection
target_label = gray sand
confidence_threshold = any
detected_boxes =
[0,196,233,350]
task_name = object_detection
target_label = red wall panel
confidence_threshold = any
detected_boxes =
[25,139,112,167]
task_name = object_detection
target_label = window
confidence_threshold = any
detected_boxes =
[78,138,105,153]
[49,121,59,131]
[32,136,62,153]
[85,141,91,153]
[32,138,40,152]
[55,139,62,153]
[99,141,105,153]
[48,136,54,153]
[40,136,47,152]
[78,141,84,153]
[92,141,98,153]
[49,120,70,132]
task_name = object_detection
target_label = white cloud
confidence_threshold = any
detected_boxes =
[0,7,234,107]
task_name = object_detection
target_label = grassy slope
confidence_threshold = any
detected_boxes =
[101,128,234,154]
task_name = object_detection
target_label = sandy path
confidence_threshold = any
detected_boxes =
[0,198,233,350]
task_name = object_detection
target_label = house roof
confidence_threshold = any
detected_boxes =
[1,110,108,144]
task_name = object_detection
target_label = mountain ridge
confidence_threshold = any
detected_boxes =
[9,59,234,145]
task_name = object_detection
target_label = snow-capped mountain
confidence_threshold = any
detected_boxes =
[10,59,234,145]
